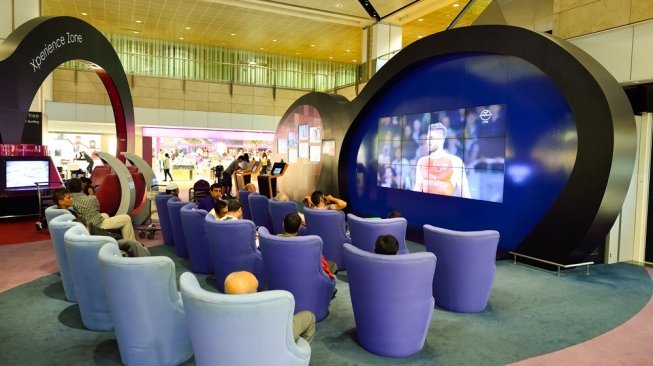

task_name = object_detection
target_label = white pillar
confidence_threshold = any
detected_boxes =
[362,23,402,77]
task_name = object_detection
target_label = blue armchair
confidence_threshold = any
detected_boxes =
[303,207,351,270]
[44,205,70,226]
[347,213,409,254]
[180,272,311,366]
[249,194,273,232]
[268,199,301,235]
[238,190,256,221]
[423,225,500,313]
[180,203,213,274]
[154,193,175,246]
[343,243,436,357]
[63,225,116,331]
[48,213,86,302]
[98,243,193,366]
[167,197,189,258]
[258,227,335,321]
[204,215,265,292]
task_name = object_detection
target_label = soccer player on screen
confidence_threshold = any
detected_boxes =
[413,122,471,198]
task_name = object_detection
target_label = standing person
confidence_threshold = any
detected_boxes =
[414,122,470,198]
[222,156,243,198]
[162,153,174,182]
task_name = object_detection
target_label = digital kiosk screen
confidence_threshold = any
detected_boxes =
[5,159,50,188]
[376,104,506,203]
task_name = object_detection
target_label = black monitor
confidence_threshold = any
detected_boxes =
[271,162,286,176]
[250,161,261,172]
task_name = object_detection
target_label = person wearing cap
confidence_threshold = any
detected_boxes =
[166,182,179,197]
[224,271,316,344]
[414,122,470,197]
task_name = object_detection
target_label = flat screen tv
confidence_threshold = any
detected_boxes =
[376,104,506,203]
[5,158,51,188]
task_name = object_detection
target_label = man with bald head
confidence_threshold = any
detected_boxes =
[224,271,316,344]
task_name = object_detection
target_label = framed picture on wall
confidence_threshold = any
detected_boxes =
[309,127,321,143]
[288,147,298,163]
[298,124,309,141]
[322,139,336,156]
[277,138,288,154]
[299,142,309,158]
[288,131,297,147]
[310,145,321,163]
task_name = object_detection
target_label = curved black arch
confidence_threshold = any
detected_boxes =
[338,25,636,263]
[0,16,134,157]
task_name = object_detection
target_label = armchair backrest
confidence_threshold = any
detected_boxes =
[95,174,121,216]
[238,190,255,220]
[180,272,311,366]
[347,213,409,254]
[204,215,265,292]
[249,194,273,232]
[423,225,500,313]
[154,193,175,245]
[303,207,351,270]
[98,243,193,366]
[268,200,299,235]
[129,172,147,217]
[180,203,212,274]
[167,197,189,258]
[258,227,335,321]
[63,225,116,331]
[44,205,70,225]
[343,243,436,357]
[48,213,85,302]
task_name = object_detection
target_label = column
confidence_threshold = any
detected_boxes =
[361,23,402,80]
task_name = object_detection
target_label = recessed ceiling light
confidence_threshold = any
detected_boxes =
[352,59,357,62]
[185,26,191,30]
[133,31,140,34]
[335,3,343,7]
[272,39,277,42]
[260,47,264,50]
[346,49,350,52]
[310,44,315,47]
[418,18,423,22]
[230,33,236,36]
[295,52,300,55]
[81,12,88,16]
[453,3,460,7]
[179,37,184,40]
[328,56,333,59]
[221,42,225,45]
[417,35,423,38]
[135,20,142,23]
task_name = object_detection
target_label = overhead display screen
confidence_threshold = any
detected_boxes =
[376,104,506,202]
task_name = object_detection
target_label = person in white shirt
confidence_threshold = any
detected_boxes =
[220,199,243,220]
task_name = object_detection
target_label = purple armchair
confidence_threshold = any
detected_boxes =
[347,213,409,254]
[180,203,213,274]
[303,207,351,270]
[343,243,436,357]
[154,193,175,246]
[249,194,273,232]
[238,190,256,221]
[204,215,265,292]
[258,227,335,321]
[167,197,189,258]
[423,225,500,313]
[268,200,300,235]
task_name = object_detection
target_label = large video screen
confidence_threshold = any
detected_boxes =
[377,104,506,202]
[5,159,50,188]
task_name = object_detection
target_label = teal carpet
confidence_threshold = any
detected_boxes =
[1,243,652,365]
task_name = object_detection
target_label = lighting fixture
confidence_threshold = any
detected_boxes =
[453,3,460,7]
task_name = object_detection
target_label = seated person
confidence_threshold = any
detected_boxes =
[68,178,136,241]
[279,213,337,278]
[166,182,180,197]
[387,210,402,218]
[274,192,289,202]
[54,188,149,257]
[374,234,399,255]
[244,183,257,193]
[225,271,316,344]
[303,191,347,211]
[220,199,243,221]
[80,177,95,196]
[209,199,228,220]
[199,183,222,212]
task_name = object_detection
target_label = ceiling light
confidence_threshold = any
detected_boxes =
[335,3,343,7]
[133,31,140,34]
[417,35,423,38]
[272,39,277,42]
[310,44,315,47]
[135,20,142,23]
[260,48,264,50]
[352,59,357,62]
[418,18,423,22]
[179,37,184,40]
[81,12,88,16]
[185,26,191,30]
[295,52,300,55]
[346,49,350,52]
[230,33,236,36]
[328,56,333,59]
[453,3,460,7]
